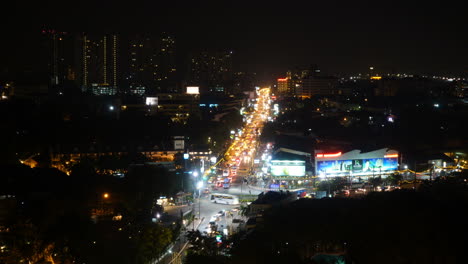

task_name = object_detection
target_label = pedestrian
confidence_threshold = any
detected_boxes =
[249,190,251,194]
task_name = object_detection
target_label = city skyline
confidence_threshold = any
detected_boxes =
[2,0,467,78]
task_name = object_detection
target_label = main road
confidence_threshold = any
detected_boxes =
[160,88,272,263]
[198,87,272,233]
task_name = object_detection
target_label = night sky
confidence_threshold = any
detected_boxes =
[3,0,467,77]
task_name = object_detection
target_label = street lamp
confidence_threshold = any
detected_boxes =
[196,181,203,222]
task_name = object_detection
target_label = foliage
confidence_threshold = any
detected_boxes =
[239,204,249,217]
[369,176,383,188]
[0,220,75,264]
[385,173,403,186]
[317,177,347,194]
[186,230,219,256]
[135,224,173,264]
[230,180,468,264]
[123,165,180,222]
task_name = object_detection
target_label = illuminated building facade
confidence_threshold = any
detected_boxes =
[154,34,177,93]
[296,77,340,98]
[188,51,233,94]
[126,34,177,95]
[81,34,118,94]
[128,36,154,95]
[277,77,289,94]
[315,148,399,178]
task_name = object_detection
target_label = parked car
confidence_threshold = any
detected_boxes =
[232,218,244,224]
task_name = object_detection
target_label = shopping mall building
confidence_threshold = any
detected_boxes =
[315,148,400,179]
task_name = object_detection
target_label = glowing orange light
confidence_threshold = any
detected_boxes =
[324,152,342,158]
[277,78,288,81]
[384,154,399,158]
[316,152,342,158]
[371,76,382,80]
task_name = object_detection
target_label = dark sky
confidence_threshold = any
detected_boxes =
[2,0,467,77]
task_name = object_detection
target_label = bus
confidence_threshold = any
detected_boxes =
[210,193,240,205]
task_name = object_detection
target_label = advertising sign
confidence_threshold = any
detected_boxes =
[317,157,398,176]
[186,86,200,94]
[270,160,306,177]
[145,97,158,106]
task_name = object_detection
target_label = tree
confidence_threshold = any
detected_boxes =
[385,173,402,186]
[317,177,347,194]
[369,176,383,190]
[0,220,75,264]
[135,224,172,264]
[186,230,219,256]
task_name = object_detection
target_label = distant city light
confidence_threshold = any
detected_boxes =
[186,86,200,94]
[145,97,158,106]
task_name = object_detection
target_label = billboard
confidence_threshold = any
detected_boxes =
[145,97,158,106]
[317,157,398,176]
[186,86,200,94]
[270,160,306,177]
[173,136,185,150]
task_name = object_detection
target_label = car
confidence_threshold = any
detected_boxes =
[203,188,210,194]
[216,210,225,217]
[210,215,218,222]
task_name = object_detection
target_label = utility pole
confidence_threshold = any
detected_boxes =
[372,165,375,191]
[198,188,201,220]
[430,162,435,181]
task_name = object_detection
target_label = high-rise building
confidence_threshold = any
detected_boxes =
[81,34,118,94]
[188,51,233,94]
[279,65,342,98]
[124,34,177,95]
[277,77,289,94]
[296,77,340,98]
[41,29,79,93]
[127,36,155,96]
[153,34,177,93]
[232,72,257,94]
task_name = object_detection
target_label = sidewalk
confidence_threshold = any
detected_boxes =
[154,216,204,264]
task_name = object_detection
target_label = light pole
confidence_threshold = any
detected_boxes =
[196,180,203,222]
